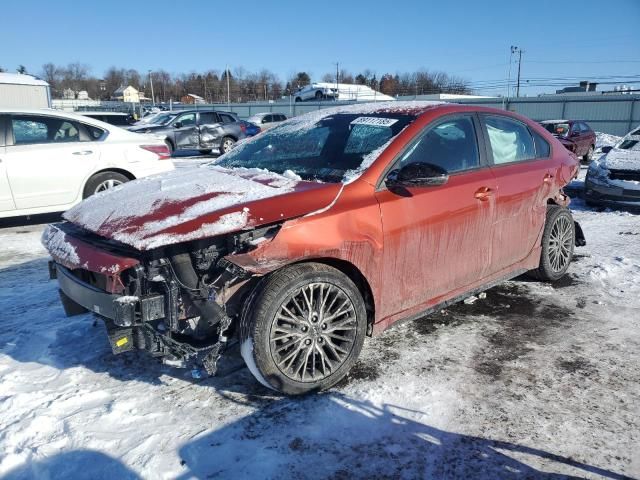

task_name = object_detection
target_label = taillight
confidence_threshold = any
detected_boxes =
[239,123,247,133]
[140,144,171,160]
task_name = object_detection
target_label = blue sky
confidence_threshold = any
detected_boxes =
[2,0,639,95]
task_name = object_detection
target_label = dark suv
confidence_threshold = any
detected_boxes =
[540,120,596,162]
[136,110,247,155]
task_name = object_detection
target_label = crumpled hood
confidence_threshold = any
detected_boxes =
[601,148,640,171]
[63,166,341,250]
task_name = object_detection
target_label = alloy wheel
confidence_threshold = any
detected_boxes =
[222,138,235,153]
[548,215,573,273]
[94,179,124,194]
[269,282,358,383]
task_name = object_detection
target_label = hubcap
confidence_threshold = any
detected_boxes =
[269,282,357,383]
[95,179,123,194]
[548,215,573,273]
[223,139,235,152]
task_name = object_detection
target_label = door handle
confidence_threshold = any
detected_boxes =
[543,173,554,183]
[72,150,93,155]
[474,187,493,201]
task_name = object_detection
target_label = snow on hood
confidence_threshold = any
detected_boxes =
[601,135,640,171]
[63,166,337,250]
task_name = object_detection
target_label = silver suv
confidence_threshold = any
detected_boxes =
[139,110,247,155]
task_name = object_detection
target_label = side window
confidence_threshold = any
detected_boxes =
[532,130,551,158]
[263,115,273,123]
[176,113,196,126]
[580,122,591,133]
[83,123,106,141]
[398,116,480,173]
[220,114,235,124]
[11,115,80,145]
[570,123,581,135]
[198,112,217,125]
[484,115,535,165]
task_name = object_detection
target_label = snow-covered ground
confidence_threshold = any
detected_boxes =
[1,199,638,479]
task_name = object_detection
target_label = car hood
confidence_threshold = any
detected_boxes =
[63,166,341,251]
[601,148,640,171]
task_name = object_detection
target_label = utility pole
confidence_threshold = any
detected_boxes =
[148,70,155,106]
[505,46,517,106]
[334,62,339,101]
[516,48,524,97]
[226,64,231,110]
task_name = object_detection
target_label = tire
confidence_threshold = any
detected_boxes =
[528,206,575,282]
[198,149,212,155]
[83,171,130,199]
[315,90,324,100]
[240,263,367,395]
[583,145,594,163]
[220,136,236,154]
[165,140,175,155]
[294,97,302,103]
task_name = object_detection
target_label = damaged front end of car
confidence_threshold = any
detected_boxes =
[43,221,280,375]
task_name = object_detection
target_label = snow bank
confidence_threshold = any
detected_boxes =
[595,131,622,151]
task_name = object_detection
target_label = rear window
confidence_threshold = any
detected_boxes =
[219,114,236,124]
[532,131,551,158]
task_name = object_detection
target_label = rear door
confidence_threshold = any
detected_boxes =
[173,112,199,149]
[198,112,223,148]
[0,115,16,212]
[481,114,554,273]
[3,114,101,209]
[375,114,498,318]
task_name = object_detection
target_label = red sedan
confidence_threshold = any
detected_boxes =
[43,102,584,394]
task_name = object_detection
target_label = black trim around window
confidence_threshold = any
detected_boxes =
[478,113,551,168]
[375,112,489,191]
[0,115,6,147]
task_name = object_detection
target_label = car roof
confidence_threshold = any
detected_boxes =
[78,111,129,116]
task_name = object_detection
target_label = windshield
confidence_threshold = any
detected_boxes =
[214,113,416,182]
[154,113,176,125]
[542,122,570,136]
[618,138,639,151]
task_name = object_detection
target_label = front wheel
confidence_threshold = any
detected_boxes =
[528,206,575,281]
[240,263,367,395]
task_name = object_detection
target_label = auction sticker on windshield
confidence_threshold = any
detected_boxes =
[350,117,399,127]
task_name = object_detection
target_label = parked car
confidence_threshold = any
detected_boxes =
[238,120,261,137]
[127,112,178,131]
[137,110,247,155]
[78,111,135,127]
[43,102,583,395]
[0,108,173,219]
[247,113,287,130]
[584,125,640,209]
[540,119,596,162]
[294,83,339,101]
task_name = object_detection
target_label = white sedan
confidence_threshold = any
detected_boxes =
[0,108,174,219]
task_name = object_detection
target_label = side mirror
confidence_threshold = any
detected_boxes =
[601,146,613,153]
[173,121,182,129]
[262,118,268,124]
[386,162,449,189]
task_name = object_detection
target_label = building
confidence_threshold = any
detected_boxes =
[111,85,146,103]
[180,93,205,104]
[0,72,51,108]
[556,81,598,95]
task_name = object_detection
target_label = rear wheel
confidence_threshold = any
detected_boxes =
[220,136,236,154]
[583,145,594,163]
[315,90,324,100]
[294,97,302,103]
[83,171,130,199]
[528,206,575,281]
[240,263,367,395]
[165,140,175,156]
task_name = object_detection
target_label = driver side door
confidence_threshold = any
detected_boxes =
[173,112,199,150]
[375,114,498,319]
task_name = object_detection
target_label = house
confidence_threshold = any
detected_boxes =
[112,85,145,103]
[180,93,205,104]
